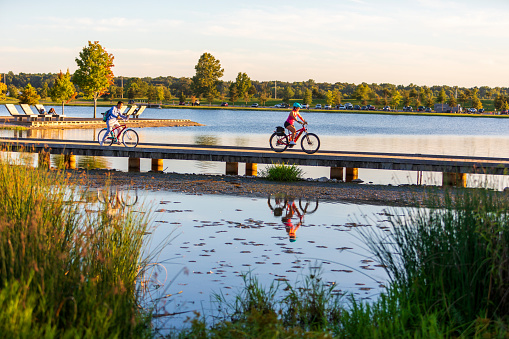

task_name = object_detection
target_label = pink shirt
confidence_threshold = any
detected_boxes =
[286,110,303,125]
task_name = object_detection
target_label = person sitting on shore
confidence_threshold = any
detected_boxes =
[285,102,307,145]
[101,101,127,145]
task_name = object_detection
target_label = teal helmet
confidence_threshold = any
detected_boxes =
[293,102,302,108]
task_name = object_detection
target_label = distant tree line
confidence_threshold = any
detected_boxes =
[4,49,509,112]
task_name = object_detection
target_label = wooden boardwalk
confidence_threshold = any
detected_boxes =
[1,137,508,183]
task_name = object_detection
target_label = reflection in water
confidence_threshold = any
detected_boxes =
[268,193,319,242]
[96,187,139,216]
[78,156,110,170]
[194,135,218,145]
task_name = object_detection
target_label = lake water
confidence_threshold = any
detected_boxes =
[1,105,509,187]
[123,188,397,331]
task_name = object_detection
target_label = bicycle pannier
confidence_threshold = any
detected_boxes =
[275,126,285,136]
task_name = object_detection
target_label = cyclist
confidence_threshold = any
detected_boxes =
[284,102,307,145]
[101,101,127,145]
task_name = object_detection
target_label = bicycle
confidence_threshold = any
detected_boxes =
[98,118,139,147]
[269,122,320,154]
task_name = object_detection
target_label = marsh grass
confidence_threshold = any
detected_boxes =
[260,162,304,182]
[356,187,509,336]
[0,151,153,337]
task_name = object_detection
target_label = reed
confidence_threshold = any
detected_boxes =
[0,152,153,337]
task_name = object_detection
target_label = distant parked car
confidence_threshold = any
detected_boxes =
[280,103,289,108]
[501,110,509,114]
[467,108,477,113]
[478,108,485,113]
[274,104,282,108]
[315,104,322,109]
[417,106,425,112]
[382,106,391,111]
[324,104,332,109]
[335,104,346,110]
[251,103,259,108]
[179,102,187,105]
[220,102,228,107]
[367,105,376,111]
[425,107,432,112]
[353,105,361,110]
[361,105,367,110]
[301,103,309,109]
[344,103,353,109]
[403,106,413,112]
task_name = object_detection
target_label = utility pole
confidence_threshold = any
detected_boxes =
[274,80,277,99]
[121,76,124,99]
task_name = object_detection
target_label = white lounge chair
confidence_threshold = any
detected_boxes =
[5,104,36,121]
[123,105,138,117]
[19,104,45,121]
[34,104,66,121]
[131,105,146,119]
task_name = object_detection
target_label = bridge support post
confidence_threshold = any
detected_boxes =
[128,157,141,172]
[330,167,344,180]
[245,163,257,176]
[442,172,466,187]
[226,162,238,175]
[38,151,51,169]
[151,159,164,172]
[64,154,76,169]
[345,168,358,182]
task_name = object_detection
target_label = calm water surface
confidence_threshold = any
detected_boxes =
[125,189,396,330]
[1,105,509,187]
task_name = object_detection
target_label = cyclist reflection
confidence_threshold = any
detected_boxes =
[268,194,318,242]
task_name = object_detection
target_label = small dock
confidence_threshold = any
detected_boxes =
[0,117,203,129]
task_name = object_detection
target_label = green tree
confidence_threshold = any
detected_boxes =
[73,41,115,118]
[191,52,224,101]
[303,88,312,106]
[157,86,165,103]
[390,90,402,109]
[50,69,76,116]
[354,84,370,105]
[472,96,483,110]
[7,84,18,99]
[234,72,251,104]
[179,91,186,104]
[402,91,411,107]
[447,94,457,109]
[259,91,269,106]
[229,83,239,105]
[325,90,334,106]
[40,82,50,99]
[282,86,295,104]
[332,89,342,105]
[0,75,6,100]
[18,84,40,105]
[163,87,172,102]
[458,90,468,107]
[147,85,157,103]
[437,88,447,103]
[127,83,138,100]
[501,100,509,112]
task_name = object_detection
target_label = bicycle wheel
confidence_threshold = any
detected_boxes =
[98,128,113,146]
[301,133,320,154]
[299,198,319,215]
[269,132,289,152]
[122,129,139,147]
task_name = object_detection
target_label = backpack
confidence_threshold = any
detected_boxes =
[102,108,112,122]
[275,126,285,136]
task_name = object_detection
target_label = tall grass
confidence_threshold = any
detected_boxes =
[0,153,153,337]
[260,162,304,182]
[357,188,509,336]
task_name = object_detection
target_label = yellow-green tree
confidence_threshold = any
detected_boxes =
[18,84,40,105]
[391,90,402,109]
[191,53,224,102]
[74,41,115,118]
[50,69,76,116]
[0,75,6,100]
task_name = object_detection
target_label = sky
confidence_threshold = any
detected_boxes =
[1,0,509,88]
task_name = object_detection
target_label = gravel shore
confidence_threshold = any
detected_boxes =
[80,169,444,207]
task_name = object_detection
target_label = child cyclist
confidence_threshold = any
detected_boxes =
[101,101,127,145]
[285,102,307,145]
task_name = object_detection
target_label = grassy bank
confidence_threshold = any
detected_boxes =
[0,153,153,337]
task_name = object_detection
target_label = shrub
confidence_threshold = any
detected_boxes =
[260,162,304,182]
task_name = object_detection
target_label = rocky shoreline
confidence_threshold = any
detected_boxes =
[80,169,447,207]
